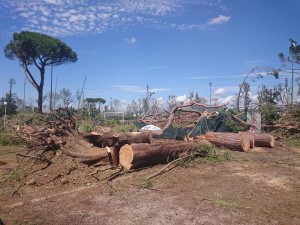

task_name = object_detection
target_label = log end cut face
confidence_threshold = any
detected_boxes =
[119,144,134,170]
[241,136,250,152]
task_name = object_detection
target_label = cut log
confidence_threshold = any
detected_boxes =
[117,132,152,146]
[238,132,255,148]
[63,147,108,159]
[199,132,250,152]
[119,141,200,170]
[83,132,152,148]
[106,146,119,167]
[249,133,275,148]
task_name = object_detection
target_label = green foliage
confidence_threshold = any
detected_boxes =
[0,133,23,146]
[4,31,77,66]
[0,126,23,146]
[258,84,281,105]
[140,179,153,189]
[95,113,104,121]
[175,144,232,168]
[4,31,77,112]
[260,102,280,124]
[285,134,300,148]
[223,110,247,132]
[76,108,90,119]
[77,120,96,133]
[0,93,18,116]
[197,144,232,162]
[176,153,197,168]
[104,119,120,127]
[116,123,138,133]
[13,112,44,126]
[291,106,300,121]
[85,98,106,105]
[224,118,247,133]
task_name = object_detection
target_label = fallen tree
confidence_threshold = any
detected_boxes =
[139,101,227,131]
[119,140,210,170]
[196,132,251,152]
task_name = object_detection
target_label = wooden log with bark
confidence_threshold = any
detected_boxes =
[238,132,255,148]
[83,131,152,148]
[197,132,250,152]
[249,132,274,148]
[119,141,201,170]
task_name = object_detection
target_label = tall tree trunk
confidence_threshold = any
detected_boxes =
[37,67,45,113]
[37,86,43,113]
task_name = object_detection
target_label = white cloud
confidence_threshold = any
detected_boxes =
[112,85,144,93]
[147,66,166,70]
[43,0,64,5]
[176,94,187,103]
[112,85,168,94]
[215,95,235,105]
[250,94,259,103]
[186,74,244,80]
[208,15,231,25]
[242,59,264,67]
[125,37,136,44]
[214,88,227,96]
[2,0,227,36]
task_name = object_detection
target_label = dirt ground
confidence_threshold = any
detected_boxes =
[0,142,299,225]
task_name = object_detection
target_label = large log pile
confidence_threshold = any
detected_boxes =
[8,107,276,175]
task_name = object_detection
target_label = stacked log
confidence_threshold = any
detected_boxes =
[83,131,152,148]
[198,132,250,152]
[119,141,200,170]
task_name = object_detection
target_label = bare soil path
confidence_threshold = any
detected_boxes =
[0,144,299,225]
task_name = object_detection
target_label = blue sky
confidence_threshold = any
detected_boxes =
[0,0,299,109]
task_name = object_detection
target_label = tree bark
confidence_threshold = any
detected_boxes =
[83,131,152,148]
[199,132,250,152]
[37,86,43,113]
[238,132,255,148]
[119,141,200,170]
[249,132,274,148]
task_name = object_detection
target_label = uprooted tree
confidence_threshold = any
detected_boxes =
[4,31,78,113]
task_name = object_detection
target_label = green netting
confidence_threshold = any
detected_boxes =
[156,112,231,140]
[135,112,232,140]
[189,112,229,136]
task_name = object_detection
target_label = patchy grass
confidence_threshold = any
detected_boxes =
[213,193,236,208]
[78,211,89,219]
[196,144,233,163]
[0,125,23,146]
[140,179,153,189]
[285,137,300,149]
[7,168,24,182]
[10,219,44,225]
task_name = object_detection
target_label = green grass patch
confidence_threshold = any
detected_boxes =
[213,193,236,208]
[140,179,153,189]
[285,138,300,148]
[0,125,23,146]
[196,144,233,163]
[11,219,43,225]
